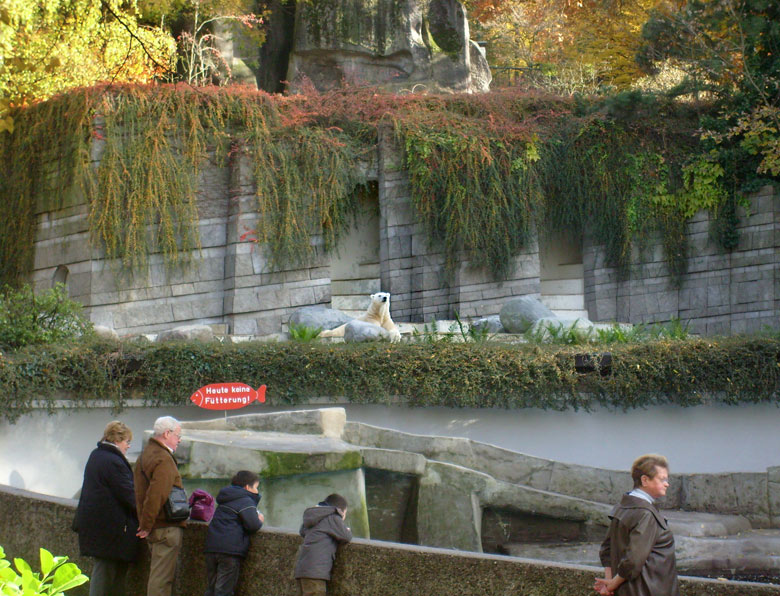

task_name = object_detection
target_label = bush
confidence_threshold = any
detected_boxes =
[0,336,778,421]
[0,284,92,350]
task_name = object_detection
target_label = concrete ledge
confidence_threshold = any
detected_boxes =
[180,407,347,438]
[0,485,776,595]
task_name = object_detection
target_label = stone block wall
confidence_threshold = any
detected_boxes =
[0,485,775,596]
[28,127,780,336]
[584,186,780,333]
[377,128,542,322]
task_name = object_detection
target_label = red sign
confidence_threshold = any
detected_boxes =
[190,383,267,410]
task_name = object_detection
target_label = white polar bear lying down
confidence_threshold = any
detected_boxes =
[320,291,401,343]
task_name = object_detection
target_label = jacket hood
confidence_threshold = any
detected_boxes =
[302,505,340,528]
[216,485,261,506]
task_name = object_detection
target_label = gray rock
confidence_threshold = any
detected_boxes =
[287,0,489,94]
[344,320,391,343]
[499,296,555,333]
[471,315,503,334]
[93,325,119,341]
[288,305,353,331]
[156,324,215,343]
[469,40,491,92]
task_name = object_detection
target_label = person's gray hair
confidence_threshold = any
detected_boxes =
[153,416,180,437]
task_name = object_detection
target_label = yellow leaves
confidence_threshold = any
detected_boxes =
[0,0,175,104]
[0,115,13,133]
[44,56,61,73]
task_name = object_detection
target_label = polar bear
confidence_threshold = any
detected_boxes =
[320,291,401,343]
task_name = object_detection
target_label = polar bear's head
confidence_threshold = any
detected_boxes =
[365,292,391,319]
[370,292,391,305]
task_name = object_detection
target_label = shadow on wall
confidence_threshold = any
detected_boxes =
[0,485,775,596]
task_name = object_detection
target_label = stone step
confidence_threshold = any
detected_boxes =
[540,293,585,310]
[664,510,752,538]
[540,278,584,295]
[331,278,381,295]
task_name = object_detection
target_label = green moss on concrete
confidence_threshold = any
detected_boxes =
[260,450,363,477]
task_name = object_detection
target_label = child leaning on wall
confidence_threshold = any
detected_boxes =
[203,470,264,596]
[293,493,353,596]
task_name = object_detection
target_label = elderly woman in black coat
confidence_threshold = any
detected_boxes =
[74,421,140,596]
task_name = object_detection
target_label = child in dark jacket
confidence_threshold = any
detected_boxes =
[294,494,353,596]
[203,471,264,596]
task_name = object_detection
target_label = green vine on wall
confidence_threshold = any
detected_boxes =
[0,85,759,289]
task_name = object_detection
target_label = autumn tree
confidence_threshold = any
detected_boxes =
[467,0,684,91]
[640,0,780,177]
[0,0,175,118]
[137,0,266,85]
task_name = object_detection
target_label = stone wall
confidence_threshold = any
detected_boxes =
[29,127,780,336]
[376,128,540,322]
[584,186,780,334]
[1,485,776,596]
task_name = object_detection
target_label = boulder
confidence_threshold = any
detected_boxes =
[469,40,492,91]
[93,325,119,341]
[344,320,391,343]
[470,315,503,334]
[499,297,555,333]
[156,324,215,343]
[289,305,353,331]
[287,0,490,94]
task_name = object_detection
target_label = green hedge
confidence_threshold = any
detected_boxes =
[1,337,778,422]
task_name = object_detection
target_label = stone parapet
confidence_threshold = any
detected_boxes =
[0,485,775,596]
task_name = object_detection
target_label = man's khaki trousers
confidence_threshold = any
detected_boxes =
[146,526,183,596]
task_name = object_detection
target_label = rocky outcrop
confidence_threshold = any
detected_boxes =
[287,0,490,94]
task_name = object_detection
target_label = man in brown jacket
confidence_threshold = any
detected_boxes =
[134,416,186,596]
[595,454,679,596]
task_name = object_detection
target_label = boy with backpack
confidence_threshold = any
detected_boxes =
[293,493,353,596]
[203,471,264,596]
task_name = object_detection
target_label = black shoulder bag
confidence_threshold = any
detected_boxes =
[141,456,190,522]
[164,485,190,522]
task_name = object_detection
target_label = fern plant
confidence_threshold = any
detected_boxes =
[288,322,322,342]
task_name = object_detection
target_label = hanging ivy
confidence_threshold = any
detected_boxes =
[0,85,757,289]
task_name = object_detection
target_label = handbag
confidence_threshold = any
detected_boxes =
[164,485,190,522]
[188,489,215,522]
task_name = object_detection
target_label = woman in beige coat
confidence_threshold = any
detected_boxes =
[594,454,679,596]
